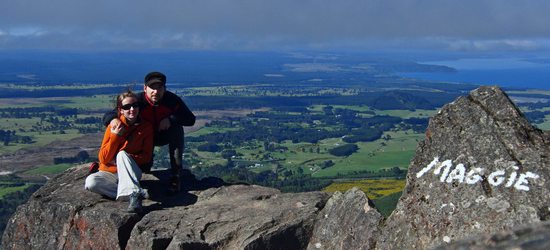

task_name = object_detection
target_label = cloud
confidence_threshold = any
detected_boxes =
[447,39,541,52]
[1,0,550,51]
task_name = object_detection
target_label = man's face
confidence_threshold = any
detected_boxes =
[144,84,165,104]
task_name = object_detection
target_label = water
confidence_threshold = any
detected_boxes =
[399,57,550,90]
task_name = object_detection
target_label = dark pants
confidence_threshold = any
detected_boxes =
[142,125,184,176]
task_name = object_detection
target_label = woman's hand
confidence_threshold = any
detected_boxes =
[110,119,125,136]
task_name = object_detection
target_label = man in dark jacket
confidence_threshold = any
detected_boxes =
[104,72,196,192]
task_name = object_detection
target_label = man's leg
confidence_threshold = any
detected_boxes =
[155,125,184,192]
[167,125,184,192]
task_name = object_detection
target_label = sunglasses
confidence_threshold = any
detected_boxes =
[120,103,140,110]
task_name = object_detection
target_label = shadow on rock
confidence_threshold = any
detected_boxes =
[140,169,228,209]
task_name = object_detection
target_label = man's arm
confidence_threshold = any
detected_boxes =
[167,92,196,127]
[102,109,118,127]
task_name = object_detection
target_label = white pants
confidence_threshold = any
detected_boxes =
[84,151,142,200]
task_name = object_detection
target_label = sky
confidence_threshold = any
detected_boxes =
[1,0,550,53]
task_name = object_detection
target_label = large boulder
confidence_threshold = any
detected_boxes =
[377,86,550,249]
[307,187,383,250]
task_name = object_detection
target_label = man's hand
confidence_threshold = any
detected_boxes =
[158,118,171,131]
[110,118,125,135]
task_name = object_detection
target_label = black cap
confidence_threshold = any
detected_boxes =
[144,71,166,87]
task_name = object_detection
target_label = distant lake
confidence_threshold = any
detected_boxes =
[399,58,550,90]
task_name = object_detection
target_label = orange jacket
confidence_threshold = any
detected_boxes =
[98,115,154,174]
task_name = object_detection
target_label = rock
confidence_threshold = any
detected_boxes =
[307,187,383,250]
[435,221,550,250]
[1,165,141,249]
[1,165,329,249]
[377,86,550,249]
[126,185,328,249]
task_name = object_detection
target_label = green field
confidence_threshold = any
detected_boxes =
[0,183,33,199]
[0,128,83,154]
[312,130,422,177]
[0,94,112,109]
[309,105,438,119]
[56,95,114,110]
[534,114,550,130]
[309,104,372,113]
[188,126,241,137]
[374,109,438,118]
[23,163,74,175]
[373,191,403,217]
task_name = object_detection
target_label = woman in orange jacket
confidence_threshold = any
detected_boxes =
[85,90,154,213]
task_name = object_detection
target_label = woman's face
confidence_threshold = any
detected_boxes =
[120,96,139,123]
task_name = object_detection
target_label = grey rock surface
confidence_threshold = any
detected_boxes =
[1,165,329,249]
[1,165,141,249]
[307,187,383,250]
[377,86,550,249]
[435,220,550,250]
[126,185,329,249]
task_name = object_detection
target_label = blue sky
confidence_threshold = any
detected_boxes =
[1,0,550,52]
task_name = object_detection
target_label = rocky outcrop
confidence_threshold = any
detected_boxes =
[2,86,550,249]
[435,220,550,249]
[1,166,329,249]
[307,187,383,250]
[1,165,141,249]
[126,185,328,249]
[377,86,550,249]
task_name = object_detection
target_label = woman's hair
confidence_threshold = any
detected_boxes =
[115,89,138,116]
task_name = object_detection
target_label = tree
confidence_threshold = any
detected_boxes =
[321,160,335,169]
[76,150,89,163]
[283,170,293,178]
[221,149,237,159]
[390,166,403,175]
[226,158,235,169]
[328,144,359,157]
[197,143,221,152]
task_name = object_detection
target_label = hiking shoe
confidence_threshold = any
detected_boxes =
[168,175,181,193]
[127,191,143,213]
[140,188,150,199]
